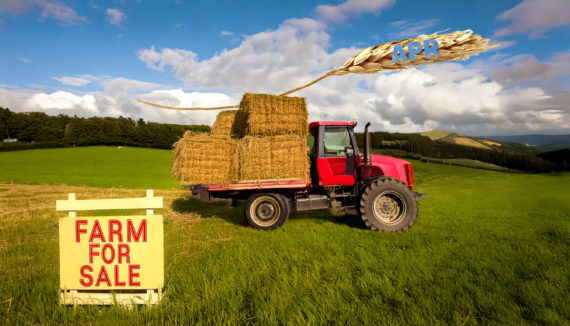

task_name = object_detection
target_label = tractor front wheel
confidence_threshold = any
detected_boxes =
[244,193,290,230]
[359,177,418,231]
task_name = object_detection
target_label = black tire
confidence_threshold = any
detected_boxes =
[359,177,418,231]
[244,193,290,230]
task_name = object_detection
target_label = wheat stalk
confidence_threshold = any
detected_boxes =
[139,30,496,110]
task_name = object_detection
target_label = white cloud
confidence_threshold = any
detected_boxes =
[52,76,92,87]
[495,0,570,38]
[0,86,233,126]
[137,18,336,94]
[0,0,88,25]
[389,19,439,38]
[106,8,125,26]
[16,56,32,63]
[315,0,395,22]
[1,1,568,135]
[490,50,570,90]
[221,30,233,36]
[133,16,569,135]
[24,91,97,112]
[101,77,163,94]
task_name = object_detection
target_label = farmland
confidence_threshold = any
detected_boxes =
[0,147,569,324]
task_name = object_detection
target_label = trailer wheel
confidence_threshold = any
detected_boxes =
[245,193,290,230]
[359,177,418,231]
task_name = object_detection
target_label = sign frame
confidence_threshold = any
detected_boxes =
[56,189,164,306]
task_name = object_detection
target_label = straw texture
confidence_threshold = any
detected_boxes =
[172,131,238,185]
[238,135,310,183]
[211,110,237,137]
[334,29,493,75]
[233,93,308,137]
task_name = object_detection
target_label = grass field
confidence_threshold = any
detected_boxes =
[0,147,569,324]
[0,146,179,189]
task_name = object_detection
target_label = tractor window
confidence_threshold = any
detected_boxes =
[324,126,352,157]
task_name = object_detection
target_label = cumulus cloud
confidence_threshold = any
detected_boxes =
[0,85,234,126]
[490,50,570,90]
[0,0,88,25]
[315,0,395,22]
[1,0,568,135]
[101,77,162,94]
[106,8,125,26]
[133,16,569,135]
[138,18,344,94]
[495,0,570,38]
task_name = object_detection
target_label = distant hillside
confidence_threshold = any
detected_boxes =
[357,130,560,173]
[486,134,570,149]
[418,130,538,155]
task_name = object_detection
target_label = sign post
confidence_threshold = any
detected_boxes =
[56,190,164,306]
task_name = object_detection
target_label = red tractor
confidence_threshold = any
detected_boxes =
[192,121,418,231]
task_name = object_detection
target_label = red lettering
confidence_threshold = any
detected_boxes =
[101,244,115,264]
[128,264,141,286]
[75,220,87,242]
[95,266,112,287]
[118,244,130,263]
[127,219,147,242]
[89,244,100,263]
[89,220,106,242]
[109,220,122,242]
[114,265,126,286]
[79,265,93,287]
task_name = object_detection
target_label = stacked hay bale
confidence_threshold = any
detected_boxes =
[172,93,310,185]
[172,131,238,185]
[232,93,308,138]
[235,93,309,183]
[211,110,237,137]
[239,135,309,182]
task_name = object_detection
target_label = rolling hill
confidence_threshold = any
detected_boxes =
[418,130,547,155]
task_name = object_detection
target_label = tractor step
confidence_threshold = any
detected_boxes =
[295,195,330,211]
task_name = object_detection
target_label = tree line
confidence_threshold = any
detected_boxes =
[0,107,209,151]
[1,107,565,173]
[355,131,565,173]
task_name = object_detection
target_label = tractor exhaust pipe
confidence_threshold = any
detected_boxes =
[364,122,371,165]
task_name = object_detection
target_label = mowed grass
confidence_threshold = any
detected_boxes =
[0,146,179,189]
[0,147,569,324]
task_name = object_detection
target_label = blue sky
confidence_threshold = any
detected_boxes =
[1,0,569,135]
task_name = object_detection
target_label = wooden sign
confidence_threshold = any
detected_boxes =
[56,190,164,306]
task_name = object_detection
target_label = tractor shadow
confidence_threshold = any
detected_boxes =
[293,210,367,229]
[171,197,245,226]
[171,196,368,229]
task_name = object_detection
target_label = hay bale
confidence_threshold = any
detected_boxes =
[211,110,237,137]
[238,135,310,182]
[172,131,238,185]
[233,93,308,137]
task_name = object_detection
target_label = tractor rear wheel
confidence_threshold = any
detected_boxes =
[359,177,417,231]
[244,193,290,230]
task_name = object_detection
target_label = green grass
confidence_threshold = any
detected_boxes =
[1,147,569,324]
[0,146,179,189]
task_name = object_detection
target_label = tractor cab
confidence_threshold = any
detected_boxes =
[308,121,414,189]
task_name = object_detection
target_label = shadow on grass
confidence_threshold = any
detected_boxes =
[172,196,368,229]
[171,197,245,226]
[293,210,367,229]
